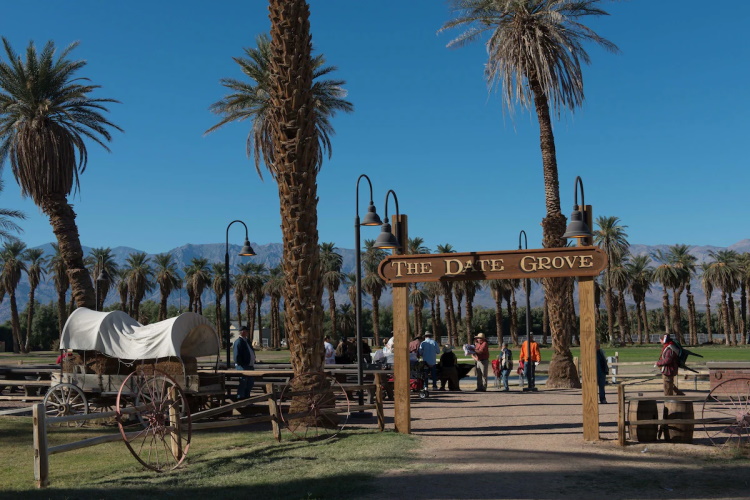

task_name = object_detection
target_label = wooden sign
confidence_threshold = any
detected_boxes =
[378,246,607,284]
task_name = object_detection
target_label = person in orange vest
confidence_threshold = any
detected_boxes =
[520,335,541,391]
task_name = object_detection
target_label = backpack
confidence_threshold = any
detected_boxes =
[502,349,513,370]
[668,340,703,373]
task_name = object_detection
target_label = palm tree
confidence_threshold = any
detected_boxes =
[116,268,129,312]
[441,0,617,387]
[436,244,458,344]
[699,263,714,344]
[461,280,481,343]
[247,263,268,337]
[424,281,443,344]
[23,248,46,351]
[667,244,696,344]
[211,263,227,338]
[505,280,520,346]
[337,303,356,339]
[593,216,629,344]
[154,253,181,321]
[320,242,345,338]
[0,39,121,310]
[651,249,679,339]
[87,247,118,311]
[608,261,631,344]
[124,252,152,320]
[362,240,388,345]
[737,253,750,344]
[626,255,652,344]
[234,262,253,330]
[207,4,353,383]
[186,258,211,314]
[409,284,428,338]
[705,250,740,345]
[48,243,69,335]
[264,265,285,348]
[1,240,26,352]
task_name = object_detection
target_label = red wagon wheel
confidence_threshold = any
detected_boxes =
[702,377,750,448]
[278,372,350,441]
[116,368,191,471]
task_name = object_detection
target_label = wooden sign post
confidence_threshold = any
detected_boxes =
[384,218,607,440]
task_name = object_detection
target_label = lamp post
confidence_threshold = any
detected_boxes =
[562,175,598,440]
[519,230,537,392]
[354,175,382,415]
[225,220,256,368]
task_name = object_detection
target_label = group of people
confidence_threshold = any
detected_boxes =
[323,335,372,365]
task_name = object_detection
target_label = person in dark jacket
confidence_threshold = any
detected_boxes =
[233,326,256,399]
[438,345,460,391]
[656,334,685,396]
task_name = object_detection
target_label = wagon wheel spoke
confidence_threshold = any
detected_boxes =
[278,372,350,442]
[116,369,191,471]
[43,383,88,427]
[703,377,750,448]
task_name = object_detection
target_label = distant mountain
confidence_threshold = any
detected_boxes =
[2,239,749,322]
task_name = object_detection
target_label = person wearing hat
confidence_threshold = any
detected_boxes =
[439,345,460,391]
[472,333,490,391]
[418,331,440,390]
[233,326,256,400]
[656,334,685,396]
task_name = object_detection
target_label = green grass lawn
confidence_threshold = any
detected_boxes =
[0,417,417,498]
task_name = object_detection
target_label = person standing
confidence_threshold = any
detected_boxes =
[520,335,541,391]
[439,345,460,391]
[335,337,352,364]
[324,335,335,365]
[409,333,424,367]
[596,340,608,404]
[418,331,440,390]
[233,326,256,400]
[656,334,685,396]
[499,342,513,392]
[472,333,490,392]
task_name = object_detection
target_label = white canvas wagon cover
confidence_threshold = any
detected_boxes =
[60,308,220,359]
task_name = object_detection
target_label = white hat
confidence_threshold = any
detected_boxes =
[424,331,433,337]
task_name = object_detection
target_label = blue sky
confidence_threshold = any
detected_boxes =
[1,1,748,256]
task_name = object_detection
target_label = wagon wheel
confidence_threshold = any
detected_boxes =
[702,377,750,448]
[278,372,350,441]
[116,368,192,471]
[43,383,88,427]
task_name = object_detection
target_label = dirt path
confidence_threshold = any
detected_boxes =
[360,384,749,500]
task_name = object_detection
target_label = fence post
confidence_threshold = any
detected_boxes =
[266,383,281,442]
[375,374,384,432]
[168,386,182,461]
[617,384,626,446]
[33,403,49,488]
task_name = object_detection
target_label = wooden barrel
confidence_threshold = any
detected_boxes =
[628,400,659,442]
[663,401,694,443]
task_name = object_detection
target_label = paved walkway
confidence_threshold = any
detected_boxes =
[359,384,748,500]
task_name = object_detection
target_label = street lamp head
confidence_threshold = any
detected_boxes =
[361,202,382,226]
[239,239,256,256]
[374,221,401,249]
[96,269,109,283]
[563,176,592,241]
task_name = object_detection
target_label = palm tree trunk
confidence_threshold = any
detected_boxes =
[720,291,731,345]
[56,287,67,338]
[465,298,474,342]
[505,292,517,346]
[494,294,504,343]
[640,298,649,343]
[328,290,337,339]
[542,298,550,345]
[268,0,324,380]
[159,291,168,321]
[605,285,615,343]
[687,288,697,345]
[415,302,423,337]
[10,292,21,354]
[510,289,518,347]
[372,295,381,346]
[706,300,713,344]
[616,290,627,343]
[236,294,243,330]
[662,290,671,335]
[728,296,737,346]
[40,194,95,309]
[634,300,643,344]
[246,297,255,337]
[672,286,685,344]
[434,296,442,345]
[25,287,37,352]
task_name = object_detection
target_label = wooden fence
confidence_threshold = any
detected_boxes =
[32,380,384,488]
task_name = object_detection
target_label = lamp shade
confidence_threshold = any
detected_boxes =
[373,222,400,249]
[239,239,256,256]
[563,208,592,239]
[361,203,382,226]
[96,270,109,283]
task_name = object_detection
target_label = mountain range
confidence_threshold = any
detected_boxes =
[2,239,749,323]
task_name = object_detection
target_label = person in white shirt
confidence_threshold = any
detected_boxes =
[324,335,335,365]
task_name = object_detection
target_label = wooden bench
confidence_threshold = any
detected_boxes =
[0,379,52,398]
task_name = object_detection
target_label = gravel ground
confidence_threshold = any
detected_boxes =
[358,379,749,500]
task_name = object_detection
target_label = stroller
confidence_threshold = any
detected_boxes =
[389,359,430,399]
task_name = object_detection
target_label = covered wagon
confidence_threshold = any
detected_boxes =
[45,308,224,419]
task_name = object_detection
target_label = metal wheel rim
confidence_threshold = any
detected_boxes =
[702,377,750,448]
[43,383,88,427]
[116,367,192,471]
[278,371,350,442]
